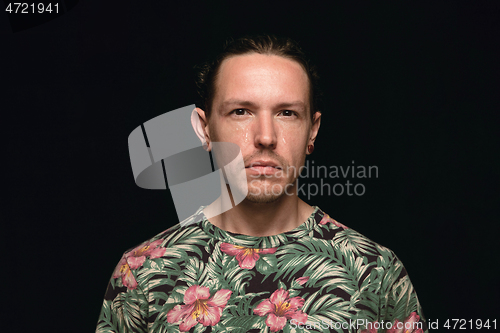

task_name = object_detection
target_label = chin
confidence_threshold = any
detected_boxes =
[245,179,290,204]
[245,192,283,204]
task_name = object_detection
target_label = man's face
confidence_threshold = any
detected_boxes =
[204,53,320,203]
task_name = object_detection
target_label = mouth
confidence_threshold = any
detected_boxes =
[245,160,283,177]
[245,160,282,170]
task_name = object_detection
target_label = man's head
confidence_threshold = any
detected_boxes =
[196,34,321,120]
[192,35,321,204]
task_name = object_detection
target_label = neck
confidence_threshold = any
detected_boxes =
[204,182,314,237]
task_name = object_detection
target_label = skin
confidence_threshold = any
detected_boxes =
[196,53,321,237]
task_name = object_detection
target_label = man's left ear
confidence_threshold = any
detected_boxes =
[308,111,322,146]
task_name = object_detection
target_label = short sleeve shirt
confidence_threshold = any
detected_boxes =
[96,206,428,333]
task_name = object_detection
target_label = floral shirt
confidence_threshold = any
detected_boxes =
[96,206,428,333]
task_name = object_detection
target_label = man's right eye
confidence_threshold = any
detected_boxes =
[232,109,248,116]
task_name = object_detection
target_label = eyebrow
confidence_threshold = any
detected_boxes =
[221,99,306,110]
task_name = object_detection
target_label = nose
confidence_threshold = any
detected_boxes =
[254,113,278,150]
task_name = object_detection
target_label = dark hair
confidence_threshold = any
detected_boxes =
[195,34,321,119]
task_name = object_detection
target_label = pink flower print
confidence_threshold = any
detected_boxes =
[253,288,307,332]
[386,312,423,333]
[125,239,166,269]
[220,243,277,269]
[112,240,165,290]
[112,257,138,290]
[295,276,309,286]
[167,285,232,332]
[319,214,348,230]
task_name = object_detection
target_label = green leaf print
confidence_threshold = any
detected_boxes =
[278,280,287,290]
[287,288,301,297]
[111,292,147,332]
[256,254,278,275]
[226,292,269,316]
[275,243,333,282]
[178,256,207,286]
[151,320,180,333]
[96,300,116,333]
[331,229,378,256]
[221,315,267,333]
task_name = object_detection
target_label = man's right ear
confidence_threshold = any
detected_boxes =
[190,107,211,151]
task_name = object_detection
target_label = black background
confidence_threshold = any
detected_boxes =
[2,1,499,332]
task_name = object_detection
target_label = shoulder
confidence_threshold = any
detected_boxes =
[105,208,210,294]
[313,209,413,290]
[314,210,428,332]
[121,207,209,263]
[315,208,400,266]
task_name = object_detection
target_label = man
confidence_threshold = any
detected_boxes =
[96,35,428,333]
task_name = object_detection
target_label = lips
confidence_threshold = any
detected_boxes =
[245,160,282,170]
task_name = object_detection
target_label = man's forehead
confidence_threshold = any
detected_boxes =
[213,54,310,109]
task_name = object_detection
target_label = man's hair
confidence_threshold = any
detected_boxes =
[195,34,321,119]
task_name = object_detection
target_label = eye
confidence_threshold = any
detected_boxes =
[231,109,249,116]
[279,110,297,117]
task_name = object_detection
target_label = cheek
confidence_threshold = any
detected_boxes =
[279,120,309,143]
[280,127,308,148]
[210,119,238,141]
[277,125,298,147]
[280,132,308,167]
[235,125,251,146]
[214,121,253,154]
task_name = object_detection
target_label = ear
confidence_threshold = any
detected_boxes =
[191,107,211,150]
[308,111,322,145]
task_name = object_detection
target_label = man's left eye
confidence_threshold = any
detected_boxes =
[280,110,296,117]
[232,109,249,116]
